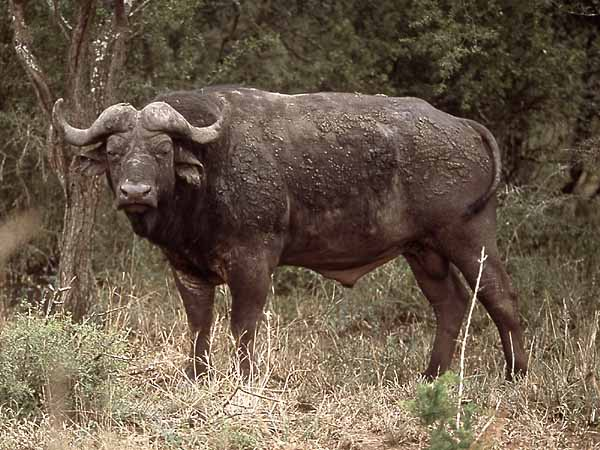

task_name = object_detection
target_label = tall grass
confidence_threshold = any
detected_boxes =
[0,188,599,449]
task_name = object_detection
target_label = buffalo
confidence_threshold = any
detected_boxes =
[52,87,527,380]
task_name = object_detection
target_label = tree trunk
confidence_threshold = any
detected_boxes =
[9,0,130,320]
[57,166,102,319]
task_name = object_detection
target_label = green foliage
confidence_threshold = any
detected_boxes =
[0,312,129,419]
[497,185,600,267]
[1,0,598,285]
[409,372,475,450]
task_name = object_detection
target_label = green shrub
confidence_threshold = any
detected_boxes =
[409,372,475,450]
[0,312,130,420]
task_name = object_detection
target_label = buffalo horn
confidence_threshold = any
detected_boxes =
[52,98,138,147]
[141,101,225,144]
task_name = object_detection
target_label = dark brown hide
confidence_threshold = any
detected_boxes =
[53,87,527,380]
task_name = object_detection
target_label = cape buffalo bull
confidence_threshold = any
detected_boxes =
[52,87,527,380]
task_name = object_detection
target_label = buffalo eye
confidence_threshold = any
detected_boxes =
[106,135,126,161]
[106,148,123,161]
[154,141,172,158]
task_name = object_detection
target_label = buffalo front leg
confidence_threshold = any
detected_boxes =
[225,256,272,377]
[405,250,470,379]
[172,269,215,380]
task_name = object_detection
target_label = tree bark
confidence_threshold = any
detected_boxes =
[9,0,54,118]
[57,170,101,320]
[9,0,130,320]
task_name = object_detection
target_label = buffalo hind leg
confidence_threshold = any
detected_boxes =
[173,269,215,380]
[405,249,470,379]
[226,254,272,377]
[440,211,528,379]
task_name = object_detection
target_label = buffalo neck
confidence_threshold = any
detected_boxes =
[132,183,211,253]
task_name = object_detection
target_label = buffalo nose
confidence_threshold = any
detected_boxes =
[119,182,152,201]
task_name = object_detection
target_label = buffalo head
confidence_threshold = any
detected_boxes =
[52,98,225,236]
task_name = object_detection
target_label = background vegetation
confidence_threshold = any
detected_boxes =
[1,0,600,448]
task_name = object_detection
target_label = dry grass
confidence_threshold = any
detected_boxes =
[1,240,600,449]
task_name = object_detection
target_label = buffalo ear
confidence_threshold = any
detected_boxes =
[74,144,107,176]
[174,146,205,187]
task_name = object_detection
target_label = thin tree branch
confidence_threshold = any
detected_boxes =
[16,125,32,206]
[456,246,487,431]
[565,10,600,16]
[67,0,96,117]
[49,0,72,40]
[553,0,600,17]
[279,37,312,64]
[47,120,68,194]
[105,0,130,105]
[9,0,55,119]
[129,0,152,17]
[218,0,241,62]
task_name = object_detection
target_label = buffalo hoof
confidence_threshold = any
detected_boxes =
[505,367,527,382]
[419,372,437,382]
[420,366,445,381]
[184,364,208,382]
